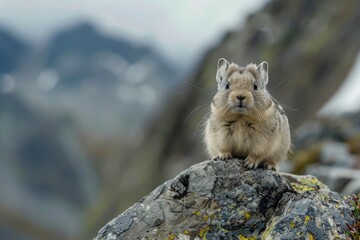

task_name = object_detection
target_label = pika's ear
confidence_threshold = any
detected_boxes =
[257,61,269,87]
[216,58,229,85]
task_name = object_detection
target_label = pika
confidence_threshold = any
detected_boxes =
[204,58,291,170]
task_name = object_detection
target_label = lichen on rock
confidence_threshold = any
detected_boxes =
[95,160,354,239]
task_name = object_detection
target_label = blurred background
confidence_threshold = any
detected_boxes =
[0,0,359,239]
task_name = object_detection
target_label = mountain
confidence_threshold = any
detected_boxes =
[42,23,177,89]
[0,22,183,239]
[0,93,98,239]
[0,28,29,74]
[23,22,181,137]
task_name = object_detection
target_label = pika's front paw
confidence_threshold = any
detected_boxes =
[213,153,233,161]
[243,157,260,169]
[263,162,277,171]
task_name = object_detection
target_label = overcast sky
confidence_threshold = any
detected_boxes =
[0,0,268,64]
[1,0,359,113]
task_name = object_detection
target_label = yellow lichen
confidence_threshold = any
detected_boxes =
[291,183,316,193]
[299,176,325,189]
[244,212,251,220]
[193,210,201,216]
[308,232,314,240]
[289,175,327,193]
[203,215,209,221]
[199,226,210,238]
[305,215,311,225]
[238,235,256,240]
[183,229,189,235]
[290,221,296,228]
[219,227,229,233]
[165,233,177,240]
[260,224,273,239]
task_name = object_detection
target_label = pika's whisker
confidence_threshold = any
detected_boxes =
[183,104,206,123]
[184,81,203,89]
[195,111,211,137]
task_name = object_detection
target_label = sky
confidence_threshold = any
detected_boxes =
[0,0,268,65]
[1,0,359,113]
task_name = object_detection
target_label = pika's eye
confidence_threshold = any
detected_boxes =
[253,83,258,90]
[225,82,230,89]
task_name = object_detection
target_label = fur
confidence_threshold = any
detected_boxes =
[204,59,291,170]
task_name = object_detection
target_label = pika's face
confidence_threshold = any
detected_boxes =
[226,66,258,114]
[213,59,271,117]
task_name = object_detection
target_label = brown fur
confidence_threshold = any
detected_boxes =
[204,60,291,170]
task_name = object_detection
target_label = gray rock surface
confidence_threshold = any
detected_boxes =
[289,112,360,194]
[95,160,354,240]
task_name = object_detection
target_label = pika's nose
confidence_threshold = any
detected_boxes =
[237,95,246,101]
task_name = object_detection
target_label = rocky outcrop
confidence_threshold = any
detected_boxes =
[288,111,360,195]
[96,160,354,240]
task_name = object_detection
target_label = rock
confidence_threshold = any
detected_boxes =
[320,141,356,167]
[343,179,360,195]
[306,166,360,194]
[95,160,354,240]
[288,111,360,194]
[294,117,356,151]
